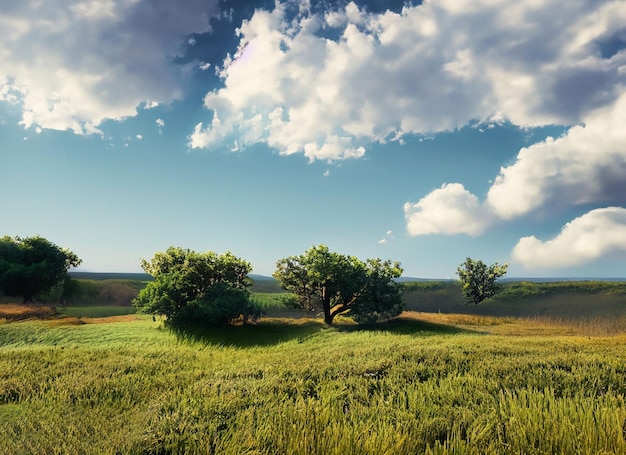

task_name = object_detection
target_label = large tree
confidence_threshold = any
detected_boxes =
[0,235,82,302]
[273,245,404,325]
[133,247,259,326]
[457,257,508,305]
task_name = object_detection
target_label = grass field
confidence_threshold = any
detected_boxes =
[1,310,626,454]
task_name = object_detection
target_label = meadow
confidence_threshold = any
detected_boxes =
[1,311,626,454]
[1,279,626,454]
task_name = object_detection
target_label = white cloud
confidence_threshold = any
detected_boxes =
[487,92,626,219]
[190,0,626,161]
[156,118,165,134]
[404,183,493,236]
[0,0,218,134]
[378,229,394,244]
[143,101,160,110]
[406,90,626,236]
[512,207,626,268]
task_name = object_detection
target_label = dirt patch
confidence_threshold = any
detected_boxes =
[0,303,56,321]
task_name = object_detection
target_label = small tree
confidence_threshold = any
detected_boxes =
[457,257,508,305]
[273,244,404,325]
[133,247,260,326]
[0,235,81,302]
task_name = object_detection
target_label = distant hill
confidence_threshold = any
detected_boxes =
[69,272,285,293]
[249,274,276,281]
[69,272,153,281]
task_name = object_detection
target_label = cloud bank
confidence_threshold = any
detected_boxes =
[512,208,626,268]
[190,0,626,161]
[0,0,218,134]
[404,91,626,235]
[403,89,626,269]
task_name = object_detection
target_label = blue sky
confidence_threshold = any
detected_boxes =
[1,0,626,278]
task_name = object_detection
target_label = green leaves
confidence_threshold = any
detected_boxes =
[0,235,81,302]
[273,244,404,325]
[133,248,257,326]
[457,257,508,305]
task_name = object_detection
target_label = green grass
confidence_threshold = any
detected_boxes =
[57,305,137,318]
[403,280,626,321]
[1,314,626,454]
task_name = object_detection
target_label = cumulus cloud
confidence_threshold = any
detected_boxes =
[0,0,218,134]
[512,208,626,268]
[406,90,626,237]
[404,183,493,236]
[189,0,626,161]
[487,92,626,219]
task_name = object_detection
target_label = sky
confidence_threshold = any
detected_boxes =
[1,0,626,279]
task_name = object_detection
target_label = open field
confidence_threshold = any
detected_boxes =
[403,280,626,321]
[1,311,626,454]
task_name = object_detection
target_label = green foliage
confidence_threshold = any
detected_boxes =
[133,247,259,326]
[1,318,626,454]
[401,281,454,292]
[251,292,299,309]
[457,257,508,305]
[0,235,81,302]
[273,244,404,324]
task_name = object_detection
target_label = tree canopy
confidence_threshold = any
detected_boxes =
[273,244,404,325]
[457,257,508,305]
[133,247,260,326]
[0,235,82,302]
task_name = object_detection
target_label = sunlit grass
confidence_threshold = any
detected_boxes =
[57,305,137,318]
[1,313,626,453]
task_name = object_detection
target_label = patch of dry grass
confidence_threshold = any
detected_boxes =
[0,303,56,321]
[401,311,626,337]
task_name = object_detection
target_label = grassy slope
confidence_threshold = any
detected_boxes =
[403,281,626,320]
[1,315,626,454]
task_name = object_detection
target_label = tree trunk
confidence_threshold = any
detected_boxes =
[322,284,333,325]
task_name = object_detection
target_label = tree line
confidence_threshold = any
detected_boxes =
[0,235,507,326]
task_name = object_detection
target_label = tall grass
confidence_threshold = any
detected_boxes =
[1,315,626,454]
[403,280,626,321]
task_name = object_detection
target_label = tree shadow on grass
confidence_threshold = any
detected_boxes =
[334,315,475,336]
[170,314,473,347]
[170,319,327,347]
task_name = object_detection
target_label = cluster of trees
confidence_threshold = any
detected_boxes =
[0,236,81,302]
[133,244,405,327]
[1,234,509,327]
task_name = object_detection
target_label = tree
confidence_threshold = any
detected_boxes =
[0,235,82,302]
[273,244,404,325]
[133,247,260,326]
[457,257,508,305]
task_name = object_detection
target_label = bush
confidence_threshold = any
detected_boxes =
[133,247,261,327]
[174,284,263,327]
